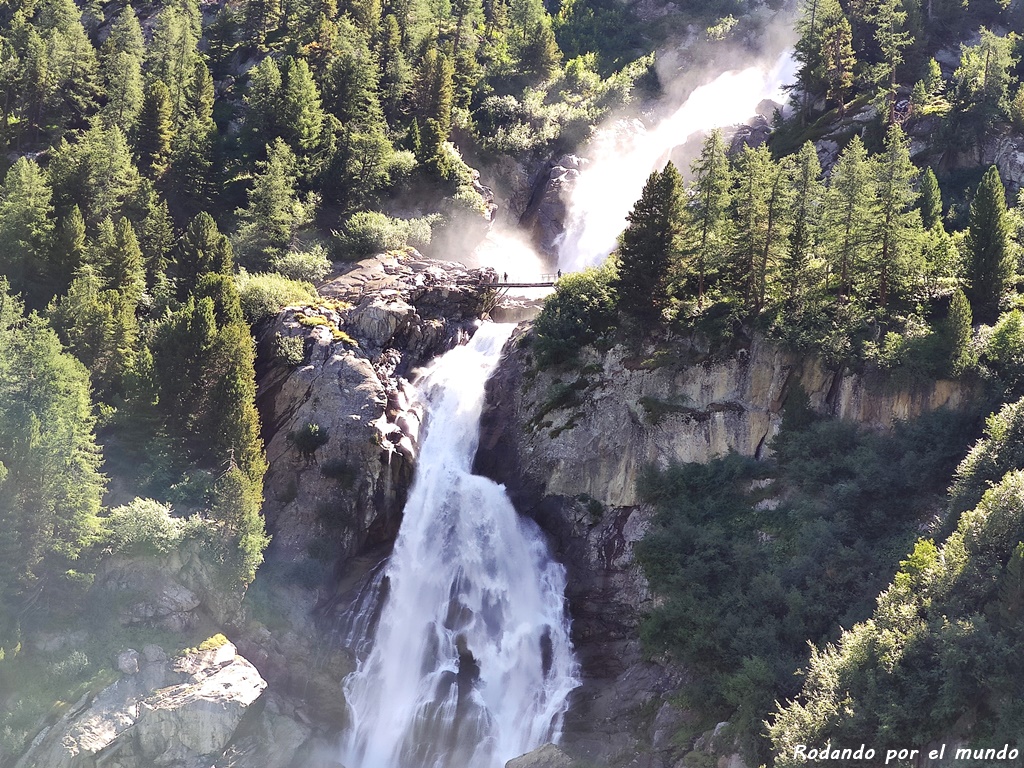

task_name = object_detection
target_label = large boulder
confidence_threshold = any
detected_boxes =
[14,642,266,768]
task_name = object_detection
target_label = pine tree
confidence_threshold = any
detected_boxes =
[103,50,145,133]
[0,157,55,307]
[101,5,145,132]
[919,167,942,230]
[206,5,238,79]
[244,57,283,145]
[868,125,921,309]
[0,285,104,610]
[819,12,854,115]
[731,145,794,314]
[822,136,876,300]
[148,6,200,123]
[236,138,313,263]
[323,17,384,128]
[177,211,233,298]
[687,130,731,308]
[103,3,145,60]
[613,163,684,323]
[136,80,176,178]
[946,288,974,376]
[137,195,175,285]
[378,14,411,122]
[782,142,823,309]
[52,204,87,294]
[104,217,146,305]
[965,165,1014,323]
[952,28,1016,132]
[415,47,454,135]
[243,0,282,51]
[279,57,325,154]
[868,0,912,124]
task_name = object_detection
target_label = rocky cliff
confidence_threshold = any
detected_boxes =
[475,329,977,767]
[257,251,496,567]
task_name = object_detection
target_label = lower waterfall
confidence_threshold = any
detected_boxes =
[340,322,580,768]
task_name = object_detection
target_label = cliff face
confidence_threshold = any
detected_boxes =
[475,329,976,766]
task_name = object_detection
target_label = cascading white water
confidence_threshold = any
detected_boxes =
[557,49,798,273]
[340,322,579,768]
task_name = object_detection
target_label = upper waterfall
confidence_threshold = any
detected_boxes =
[556,49,797,274]
[340,322,580,768]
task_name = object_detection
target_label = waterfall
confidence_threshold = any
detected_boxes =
[340,322,580,768]
[557,49,797,274]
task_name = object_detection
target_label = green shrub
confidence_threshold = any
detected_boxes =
[102,498,187,555]
[290,422,329,458]
[48,650,89,682]
[236,270,318,325]
[334,212,436,257]
[102,498,215,556]
[270,244,332,283]
[273,333,306,366]
[533,261,618,366]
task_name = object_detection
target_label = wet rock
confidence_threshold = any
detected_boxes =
[116,649,140,675]
[505,743,574,768]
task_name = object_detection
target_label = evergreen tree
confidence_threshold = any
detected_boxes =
[822,136,876,300]
[613,163,684,324]
[235,138,313,263]
[137,195,175,286]
[102,50,144,132]
[0,157,54,307]
[782,142,823,308]
[952,28,1016,132]
[243,0,282,51]
[104,217,146,305]
[819,11,855,115]
[244,57,283,145]
[731,145,794,314]
[0,285,104,615]
[414,47,455,135]
[323,18,383,128]
[279,56,325,154]
[177,211,233,298]
[101,5,145,131]
[687,129,731,308]
[965,165,1014,323]
[868,0,912,124]
[148,6,200,123]
[867,125,921,309]
[49,124,141,227]
[52,204,87,295]
[378,14,411,122]
[946,288,974,376]
[48,264,136,397]
[206,5,238,79]
[919,167,943,230]
[136,80,176,179]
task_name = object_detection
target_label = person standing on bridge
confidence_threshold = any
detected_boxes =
[503,272,508,283]
[557,270,562,280]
